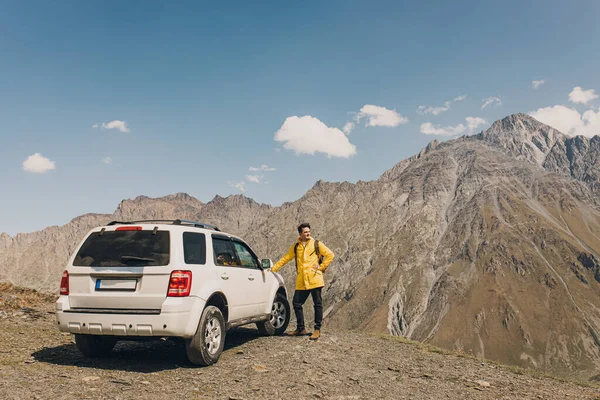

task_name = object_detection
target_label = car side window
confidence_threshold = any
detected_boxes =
[183,232,206,265]
[232,241,259,269]
[212,237,239,266]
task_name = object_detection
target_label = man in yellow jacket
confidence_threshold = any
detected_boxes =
[272,223,334,340]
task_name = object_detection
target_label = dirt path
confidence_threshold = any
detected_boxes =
[0,300,599,400]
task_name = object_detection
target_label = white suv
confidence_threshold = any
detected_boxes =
[55,219,290,366]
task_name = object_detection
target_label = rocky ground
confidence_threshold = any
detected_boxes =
[0,286,599,400]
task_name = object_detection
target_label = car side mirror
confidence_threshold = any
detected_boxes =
[261,259,273,270]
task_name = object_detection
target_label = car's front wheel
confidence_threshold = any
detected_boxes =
[186,305,226,366]
[257,292,290,336]
[74,334,117,357]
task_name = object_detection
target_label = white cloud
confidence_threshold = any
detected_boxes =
[530,105,600,138]
[529,105,580,135]
[249,164,276,172]
[245,174,262,183]
[420,122,466,136]
[532,80,545,89]
[22,153,56,173]
[274,115,357,158]
[568,86,599,105]
[101,156,112,164]
[420,116,488,137]
[356,105,408,127]
[417,95,467,115]
[93,120,131,133]
[228,181,246,193]
[418,102,451,116]
[466,117,487,132]
[343,121,355,134]
[481,97,502,109]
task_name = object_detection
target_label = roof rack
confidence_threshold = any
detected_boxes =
[173,219,221,231]
[106,219,220,231]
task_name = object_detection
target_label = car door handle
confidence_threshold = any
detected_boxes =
[248,275,255,281]
[220,273,229,280]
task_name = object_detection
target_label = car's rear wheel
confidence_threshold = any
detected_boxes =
[257,292,290,336]
[186,305,226,366]
[74,334,117,357]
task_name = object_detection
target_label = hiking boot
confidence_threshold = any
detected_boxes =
[287,328,307,336]
[309,329,321,340]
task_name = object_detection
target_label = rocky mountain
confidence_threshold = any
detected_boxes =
[1,114,600,378]
[474,113,600,195]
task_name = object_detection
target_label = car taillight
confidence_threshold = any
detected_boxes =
[60,271,69,295]
[168,270,192,297]
[115,226,142,231]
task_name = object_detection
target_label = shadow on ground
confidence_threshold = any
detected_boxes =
[32,327,262,373]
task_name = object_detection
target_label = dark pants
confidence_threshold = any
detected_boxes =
[293,287,323,331]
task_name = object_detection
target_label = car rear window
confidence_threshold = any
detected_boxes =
[73,230,170,267]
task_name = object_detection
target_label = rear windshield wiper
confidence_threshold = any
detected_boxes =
[121,256,157,263]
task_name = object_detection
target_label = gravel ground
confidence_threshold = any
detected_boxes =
[0,294,599,399]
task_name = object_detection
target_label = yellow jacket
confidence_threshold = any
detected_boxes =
[272,238,334,290]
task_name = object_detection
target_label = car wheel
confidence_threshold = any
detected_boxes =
[74,334,117,357]
[257,292,290,336]
[186,305,226,366]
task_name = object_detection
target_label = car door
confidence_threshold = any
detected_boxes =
[211,235,253,321]
[231,240,270,315]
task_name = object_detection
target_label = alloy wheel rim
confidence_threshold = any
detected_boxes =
[270,301,286,329]
[204,317,222,355]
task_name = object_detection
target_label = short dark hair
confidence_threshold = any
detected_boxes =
[297,223,311,234]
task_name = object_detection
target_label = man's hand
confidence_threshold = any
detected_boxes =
[311,263,319,271]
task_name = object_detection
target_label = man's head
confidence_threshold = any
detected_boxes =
[297,222,311,241]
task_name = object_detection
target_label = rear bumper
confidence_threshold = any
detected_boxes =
[55,295,205,338]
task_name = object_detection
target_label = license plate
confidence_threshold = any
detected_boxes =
[95,279,137,291]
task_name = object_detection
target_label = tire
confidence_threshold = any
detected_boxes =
[185,305,226,366]
[74,334,117,358]
[257,292,290,336]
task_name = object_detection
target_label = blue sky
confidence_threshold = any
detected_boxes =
[1,0,599,235]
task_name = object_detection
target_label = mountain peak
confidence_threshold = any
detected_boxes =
[489,113,548,133]
[503,112,536,122]
[164,192,196,202]
[473,113,565,165]
[207,193,262,207]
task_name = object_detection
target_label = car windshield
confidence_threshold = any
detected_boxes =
[73,230,170,267]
